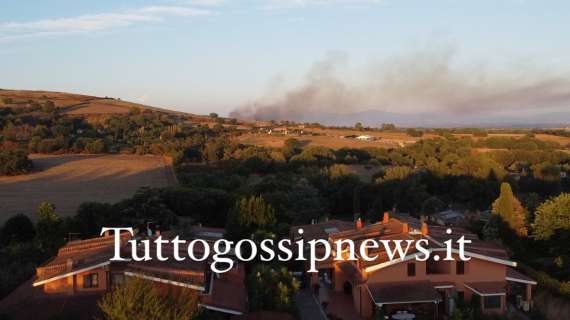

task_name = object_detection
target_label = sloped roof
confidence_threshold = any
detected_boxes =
[506,268,537,285]
[427,226,510,260]
[290,219,354,241]
[464,281,506,296]
[34,233,132,286]
[367,281,441,305]
[125,259,207,289]
[200,267,248,315]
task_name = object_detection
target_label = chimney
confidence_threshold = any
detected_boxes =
[402,223,409,233]
[356,218,363,230]
[382,212,390,223]
[421,223,429,236]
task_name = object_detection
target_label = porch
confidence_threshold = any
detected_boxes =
[367,281,442,320]
[506,268,537,313]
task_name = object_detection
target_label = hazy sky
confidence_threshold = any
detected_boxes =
[1,0,569,117]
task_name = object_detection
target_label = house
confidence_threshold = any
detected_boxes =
[431,209,464,226]
[356,135,376,141]
[268,127,289,135]
[290,213,536,319]
[0,228,247,319]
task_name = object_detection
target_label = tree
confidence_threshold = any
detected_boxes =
[421,196,445,216]
[85,139,107,154]
[375,166,413,183]
[247,264,300,312]
[533,193,570,240]
[226,195,276,239]
[355,122,363,131]
[99,277,199,320]
[74,202,117,237]
[323,164,355,180]
[491,183,528,237]
[532,162,561,181]
[0,150,33,175]
[235,195,276,228]
[406,128,423,137]
[36,202,63,251]
[209,112,218,119]
[0,214,35,245]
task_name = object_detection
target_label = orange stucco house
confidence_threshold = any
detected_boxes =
[292,213,536,319]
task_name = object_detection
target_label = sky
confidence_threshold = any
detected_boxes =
[1,0,570,118]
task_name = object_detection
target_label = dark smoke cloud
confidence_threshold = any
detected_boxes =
[230,49,570,122]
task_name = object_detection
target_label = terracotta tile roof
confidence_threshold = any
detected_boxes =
[464,281,506,295]
[506,268,537,284]
[125,260,207,288]
[35,232,133,284]
[330,219,406,241]
[187,226,226,241]
[290,219,354,241]
[0,279,103,320]
[427,226,510,260]
[367,281,441,305]
[200,266,247,314]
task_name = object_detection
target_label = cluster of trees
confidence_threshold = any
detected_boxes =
[0,100,229,166]
[0,149,32,175]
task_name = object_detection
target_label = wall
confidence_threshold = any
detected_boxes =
[43,267,108,294]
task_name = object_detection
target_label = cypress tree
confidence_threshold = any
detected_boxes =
[492,183,528,236]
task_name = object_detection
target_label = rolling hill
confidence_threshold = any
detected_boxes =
[0,89,191,117]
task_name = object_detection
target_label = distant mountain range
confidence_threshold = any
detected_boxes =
[259,109,570,128]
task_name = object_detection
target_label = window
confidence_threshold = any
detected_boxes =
[426,259,450,275]
[483,296,501,309]
[407,263,416,277]
[83,273,99,288]
[456,261,465,275]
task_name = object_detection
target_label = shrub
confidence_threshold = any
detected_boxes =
[0,150,32,175]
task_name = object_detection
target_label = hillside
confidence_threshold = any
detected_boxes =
[0,89,194,118]
[2,89,569,150]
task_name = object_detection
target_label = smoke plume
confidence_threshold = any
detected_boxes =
[230,49,570,122]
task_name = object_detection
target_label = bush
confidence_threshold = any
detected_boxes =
[84,139,107,154]
[0,150,32,175]
[36,138,64,153]
[405,128,424,137]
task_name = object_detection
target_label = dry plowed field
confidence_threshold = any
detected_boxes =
[0,154,176,223]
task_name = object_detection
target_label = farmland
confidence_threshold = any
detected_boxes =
[236,128,435,149]
[236,129,570,150]
[0,154,175,223]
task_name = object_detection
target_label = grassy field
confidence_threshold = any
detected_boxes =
[236,129,433,149]
[0,154,176,223]
[238,129,570,150]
